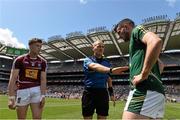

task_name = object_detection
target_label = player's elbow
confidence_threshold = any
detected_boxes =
[152,38,162,50]
[156,39,162,50]
[156,38,162,46]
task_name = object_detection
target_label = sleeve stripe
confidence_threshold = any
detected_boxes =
[137,25,148,33]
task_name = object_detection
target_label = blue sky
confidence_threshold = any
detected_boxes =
[0,0,180,48]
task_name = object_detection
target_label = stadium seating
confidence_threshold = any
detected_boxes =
[0,14,180,101]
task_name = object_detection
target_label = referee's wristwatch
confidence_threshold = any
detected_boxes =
[109,68,113,73]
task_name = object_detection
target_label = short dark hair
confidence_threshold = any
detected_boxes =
[28,38,43,46]
[113,18,135,32]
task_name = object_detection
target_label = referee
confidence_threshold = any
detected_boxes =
[82,40,128,119]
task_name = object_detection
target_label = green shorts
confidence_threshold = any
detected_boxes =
[124,89,165,119]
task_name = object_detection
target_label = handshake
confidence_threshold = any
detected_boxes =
[109,66,129,75]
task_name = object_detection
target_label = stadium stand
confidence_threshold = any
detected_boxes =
[0,13,180,102]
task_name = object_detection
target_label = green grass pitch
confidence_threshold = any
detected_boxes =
[0,95,180,119]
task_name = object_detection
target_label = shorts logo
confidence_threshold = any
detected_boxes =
[17,97,21,103]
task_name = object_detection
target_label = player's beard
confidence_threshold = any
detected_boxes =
[123,31,130,42]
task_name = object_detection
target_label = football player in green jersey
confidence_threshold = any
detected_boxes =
[114,18,165,119]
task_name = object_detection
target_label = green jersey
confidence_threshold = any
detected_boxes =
[129,25,164,95]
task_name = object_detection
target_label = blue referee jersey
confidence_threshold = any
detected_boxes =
[83,56,111,88]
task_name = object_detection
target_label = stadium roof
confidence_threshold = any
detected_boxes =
[0,15,180,62]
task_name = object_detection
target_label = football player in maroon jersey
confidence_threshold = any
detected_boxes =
[8,38,47,119]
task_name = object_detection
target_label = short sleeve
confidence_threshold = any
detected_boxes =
[12,57,22,70]
[132,25,148,42]
[41,60,47,72]
[83,57,93,70]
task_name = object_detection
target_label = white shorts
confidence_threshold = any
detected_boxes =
[124,89,165,119]
[16,86,41,106]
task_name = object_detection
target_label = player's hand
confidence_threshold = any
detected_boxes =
[8,99,16,110]
[110,95,116,107]
[132,74,145,86]
[112,66,129,75]
[39,97,45,108]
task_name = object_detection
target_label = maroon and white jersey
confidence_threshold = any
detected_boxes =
[12,54,47,89]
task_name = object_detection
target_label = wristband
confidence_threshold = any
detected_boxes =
[108,87,114,96]
[9,96,15,100]
[109,68,113,73]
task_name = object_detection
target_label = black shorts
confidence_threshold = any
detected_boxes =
[81,88,109,117]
